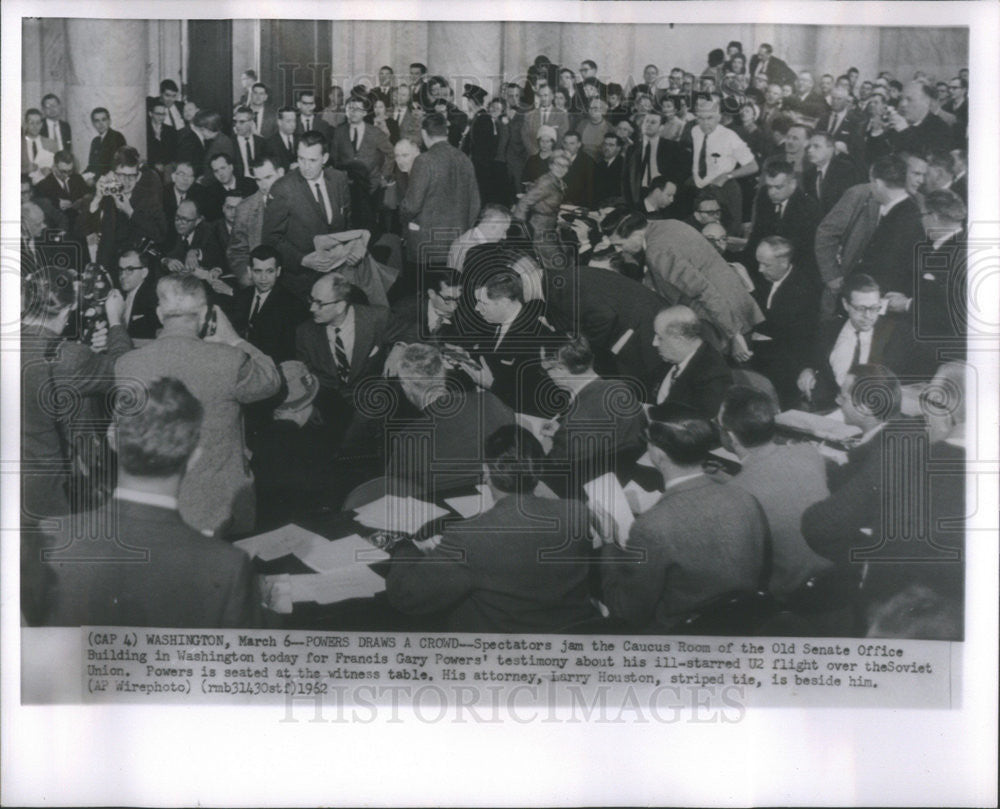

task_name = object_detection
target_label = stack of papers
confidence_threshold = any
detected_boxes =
[235,525,388,570]
[623,480,662,515]
[264,568,385,605]
[353,495,448,534]
[444,485,495,518]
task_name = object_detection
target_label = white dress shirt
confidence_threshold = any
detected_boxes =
[656,344,699,404]
[691,125,754,188]
[829,320,873,385]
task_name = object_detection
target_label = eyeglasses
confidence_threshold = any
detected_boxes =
[846,302,882,316]
[119,265,145,273]
[309,297,342,307]
[697,207,722,215]
[116,170,139,180]
[174,214,198,223]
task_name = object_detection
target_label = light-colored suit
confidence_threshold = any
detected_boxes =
[226,190,267,287]
[330,122,395,189]
[724,443,834,596]
[814,182,880,287]
[115,334,281,535]
[521,107,570,155]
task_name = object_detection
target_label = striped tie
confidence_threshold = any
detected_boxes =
[333,327,350,383]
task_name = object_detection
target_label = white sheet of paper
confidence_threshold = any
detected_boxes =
[610,328,634,355]
[636,450,655,468]
[353,495,448,534]
[233,524,328,562]
[296,533,389,574]
[444,484,494,518]
[708,446,742,465]
[286,568,386,604]
[515,412,551,442]
[583,472,635,538]
[776,409,862,442]
[623,479,662,514]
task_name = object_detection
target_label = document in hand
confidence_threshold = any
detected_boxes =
[353,495,448,535]
[583,472,635,539]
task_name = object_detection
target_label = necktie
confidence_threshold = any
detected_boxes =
[31,140,38,160]
[850,329,862,372]
[59,177,68,196]
[493,324,503,351]
[542,109,549,125]
[240,138,251,173]
[657,364,679,404]
[642,140,652,187]
[313,181,332,224]
[774,202,783,218]
[697,133,707,179]
[333,327,350,383]
[816,170,823,200]
[303,116,312,131]
[284,134,292,152]
[249,293,262,325]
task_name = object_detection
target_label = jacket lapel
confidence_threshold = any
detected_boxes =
[349,306,373,383]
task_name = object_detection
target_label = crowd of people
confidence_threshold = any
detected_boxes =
[20,38,969,640]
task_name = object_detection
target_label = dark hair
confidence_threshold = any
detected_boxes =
[409,62,427,74]
[727,40,743,51]
[249,154,278,172]
[90,107,110,120]
[648,174,674,193]
[298,130,329,150]
[422,112,449,138]
[53,149,74,166]
[924,189,966,223]
[646,412,715,466]
[22,265,78,320]
[708,48,726,67]
[41,93,60,106]
[888,79,903,92]
[210,152,234,168]
[233,104,253,119]
[423,266,460,296]
[759,43,773,54]
[276,105,297,119]
[252,82,269,93]
[916,82,936,101]
[769,114,793,136]
[871,154,908,189]
[764,160,795,179]
[249,244,281,267]
[159,79,179,94]
[606,82,623,96]
[848,364,902,421]
[809,131,835,148]
[547,334,594,374]
[484,425,542,493]
[116,377,204,477]
[581,59,597,71]
[119,249,150,270]
[603,133,625,148]
[600,206,638,236]
[242,69,257,80]
[842,272,881,300]
[113,146,141,169]
[192,110,222,132]
[562,129,581,143]
[478,271,523,303]
[610,210,648,239]
[721,385,778,447]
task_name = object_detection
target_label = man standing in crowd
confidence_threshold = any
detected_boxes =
[227,155,284,286]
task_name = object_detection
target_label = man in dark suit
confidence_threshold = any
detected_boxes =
[749,236,819,406]
[387,425,596,633]
[803,132,864,216]
[117,250,161,339]
[601,408,769,632]
[231,105,268,180]
[647,305,733,419]
[34,150,88,232]
[816,86,866,162]
[261,131,352,298]
[265,107,299,171]
[39,376,264,628]
[400,113,480,270]
[163,199,228,274]
[162,161,207,240]
[147,78,186,131]
[330,96,394,207]
[230,245,308,363]
[175,110,224,179]
[796,273,933,410]
[852,154,925,298]
[888,82,955,156]
[785,71,829,121]
[201,153,258,222]
[560,131,596,208]
[248,82,279,139]
[146,99,179,170]
[624,109,690,207]
[942,77,968,145]
[594,133,626,204]
[40,93,72,153]
[428,81,469,149]
[83,107,126,181]
[747,160,820,283]
[294,89,334,143]
[912,189,967,356]
[749,43,797,88]
[390,266,463,344]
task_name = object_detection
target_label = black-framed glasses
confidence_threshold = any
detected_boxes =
[309,297,341,308]
[846,302,882,316]
[119,265,145,273]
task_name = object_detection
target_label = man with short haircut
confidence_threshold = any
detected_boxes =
[83,107,126,181]
[265,107,299,171]
[162,161,207,235]
[446,204,511,272]
[201,152,257,222]
[163,198,227,277]
[116,275,281,535]
[295,89,333,141]
[40,377,265,627]
[691,96,758,232]
[248,82,278,139]
[749,43,797,87]
[232,105,267,179]
[400,113,480,270]
[913,189,968,355]
[749,236,819,406]
[719,386,834,597]
[40,93,72,152]
[261,130,352,296]
[331,96,395,195]
[370,65,396,109]
[387,425,596,633]
[594,133,626,204]
[625,108,690,207]
[641,175,678,219]
[647,304,732,418]
[118,249,161,339]
[817,85,866,159]
[34,150,87,229]
[146,99,178,169]
[786,70,828,120]
[176,109,224,178]
[942,76,968,143]
[390,266,464,344]
[560,131,596,208]
[601,407,770,632]
[22,108,58,184]
[747,159,820,282]
[802,131,863,216]
[227,155,285,286]
[148,78,185,130]
[521,84,570,156]
[231,244,308,362]
[887,81,955,156]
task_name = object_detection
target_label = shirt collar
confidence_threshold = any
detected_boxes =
[932,226,962,249]
[664,471,704,491]
[114,487,178,511]
[674,342,700,375]
[879,193,908,218]
[328,305,355,333]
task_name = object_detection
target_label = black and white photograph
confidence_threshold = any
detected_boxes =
[2,1,997,806]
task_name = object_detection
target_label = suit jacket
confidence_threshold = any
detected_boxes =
[624,136,691,205]
[647,340,733,419]
[644,219,765,345]
[330,121,395,189]
[226,190,267,286]
[913,231,966,353]
[85,129,127,178]
[34,171,88,208]
[21,135,59,176]
[163,221,228,272]
[176,128,211,177]
[816,108,866,161]
[802,154,864,217]
[295,116,334,143]
[387,495,596,633]
[594,154,626,204]
[89,167,168,276]
[814,182,879,286]
[888,113,955,156]
[200,176,259,222]
[786,90,829,121]
[562,151,596,208]
[163,183,209,233]
[250,103,279,139]
[726,443,833,595]
[261,167,352,279]
[115,332,281,534]
[386,388,515,497]
[40,498,263,628]
[231,133,268,179]
[521,107,571,155]
[124,273,161,339]
[231,283,308,363]
[43,118,72,152]
[264,131,298,171]
[750,266,820,406]
[853,195,924,296]
[601,474,768,630]
[147,123,179,167]
[295,304,399,395]
[399,140,480,263]
[748,54,797,87]
[748,189,821,280]
[390,293,459,344]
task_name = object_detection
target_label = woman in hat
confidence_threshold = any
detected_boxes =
[512,150,572,270]
[521,124,559,187]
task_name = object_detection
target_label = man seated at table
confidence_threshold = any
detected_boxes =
[390,266,463,345]
[386,343,514,498]
[385,425,597,633]
[600,405,770,632]
[38,377,264,628]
